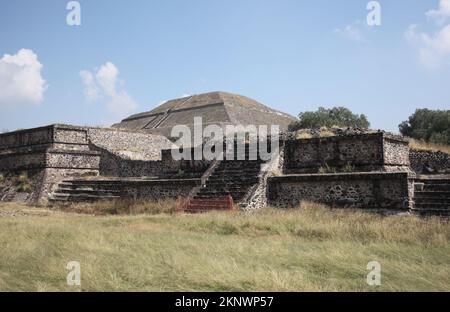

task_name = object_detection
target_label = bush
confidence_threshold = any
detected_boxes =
[289,107,370,131]
[318,164,337,174]
[16,172,32,193]
[399,109,450,145]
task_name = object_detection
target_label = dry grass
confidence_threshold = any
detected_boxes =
[0,201,449,291]
[53,199,177,216]
[295,128,336,139]
[409,138,450,154]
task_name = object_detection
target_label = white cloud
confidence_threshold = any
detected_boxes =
[426,0,450,24]
[406,1,450,68]
[80,62,137,117]
[334,22,365,42]
[0,49,47,106]
[80,70,100,102]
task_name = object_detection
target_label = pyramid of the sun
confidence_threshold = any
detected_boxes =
[113,91,296,138]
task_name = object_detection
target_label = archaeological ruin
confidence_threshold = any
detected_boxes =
[0,91,449,216]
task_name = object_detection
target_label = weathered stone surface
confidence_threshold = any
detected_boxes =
[48,177,200,204]
[283,133,410,174]
[113,91,296,138]
[410,150,450,174]
[268,172,412,210]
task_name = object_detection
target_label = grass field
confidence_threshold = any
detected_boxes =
[0,201,449,292]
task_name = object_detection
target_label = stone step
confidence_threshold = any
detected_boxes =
[197,190,247,195]
[205,180,259,187]
[59,182,122,190]
[414,197,450,204]
[186,203,231,210]
[195,193,247,200]
[56,186,122,194]
[414,191,450,197]
[219,160,261,166]
[411,208,450,217]
[413,203,450,209]
[200,184,255,192]
[422,184,450,192]
[49,194,122,203]
[190,197,234,203]
[54,188,124,196]
[417,179,450,185]
[64,179,122,184]
[212,169,260,175]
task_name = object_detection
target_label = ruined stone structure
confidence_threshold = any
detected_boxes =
[0,92,449,216]
[113,91,295,139]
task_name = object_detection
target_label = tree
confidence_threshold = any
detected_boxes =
[288,107,370,131]
[399,109,450,145]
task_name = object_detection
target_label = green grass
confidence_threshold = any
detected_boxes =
[0,202,449,292]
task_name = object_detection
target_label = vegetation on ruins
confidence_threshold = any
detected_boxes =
[318,163,355,174]
[16,172,32,193]
[0,201,448,291]
[399,109,450,145]
[409,138,450,155]
[288,107,371,131]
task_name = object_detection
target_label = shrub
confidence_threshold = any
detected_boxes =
[318,163,337,174]
[289,107,370,131]
[399,109,450,145]
[342,163,355,173]
[16,172,32,193]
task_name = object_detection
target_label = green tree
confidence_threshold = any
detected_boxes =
[399,109,450,145]
[288,107,370,131]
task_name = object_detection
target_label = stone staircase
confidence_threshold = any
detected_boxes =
[49,179,127,204]
[413,176,450,216]
[183,159,262,213]
[50,142,267,212]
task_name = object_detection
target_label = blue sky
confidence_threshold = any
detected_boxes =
[0,0,449,132]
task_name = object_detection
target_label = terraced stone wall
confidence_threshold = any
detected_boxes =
[0,125,101,203]
[267,172,413,210]
[409,150,450,174]
[283,133,410,174]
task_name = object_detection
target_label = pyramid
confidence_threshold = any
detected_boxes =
[113,91,296,138]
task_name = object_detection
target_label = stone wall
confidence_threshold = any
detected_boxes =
[283,133,410,174]
[86,127,173,177]
[87,127,174,161]
[409,150,450,174]
[384,137,410,166]
[267,172,412,211]
[0,124,210,203]
[85,127,212,178]
[121,178,200,201]
[0,125,101,204]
